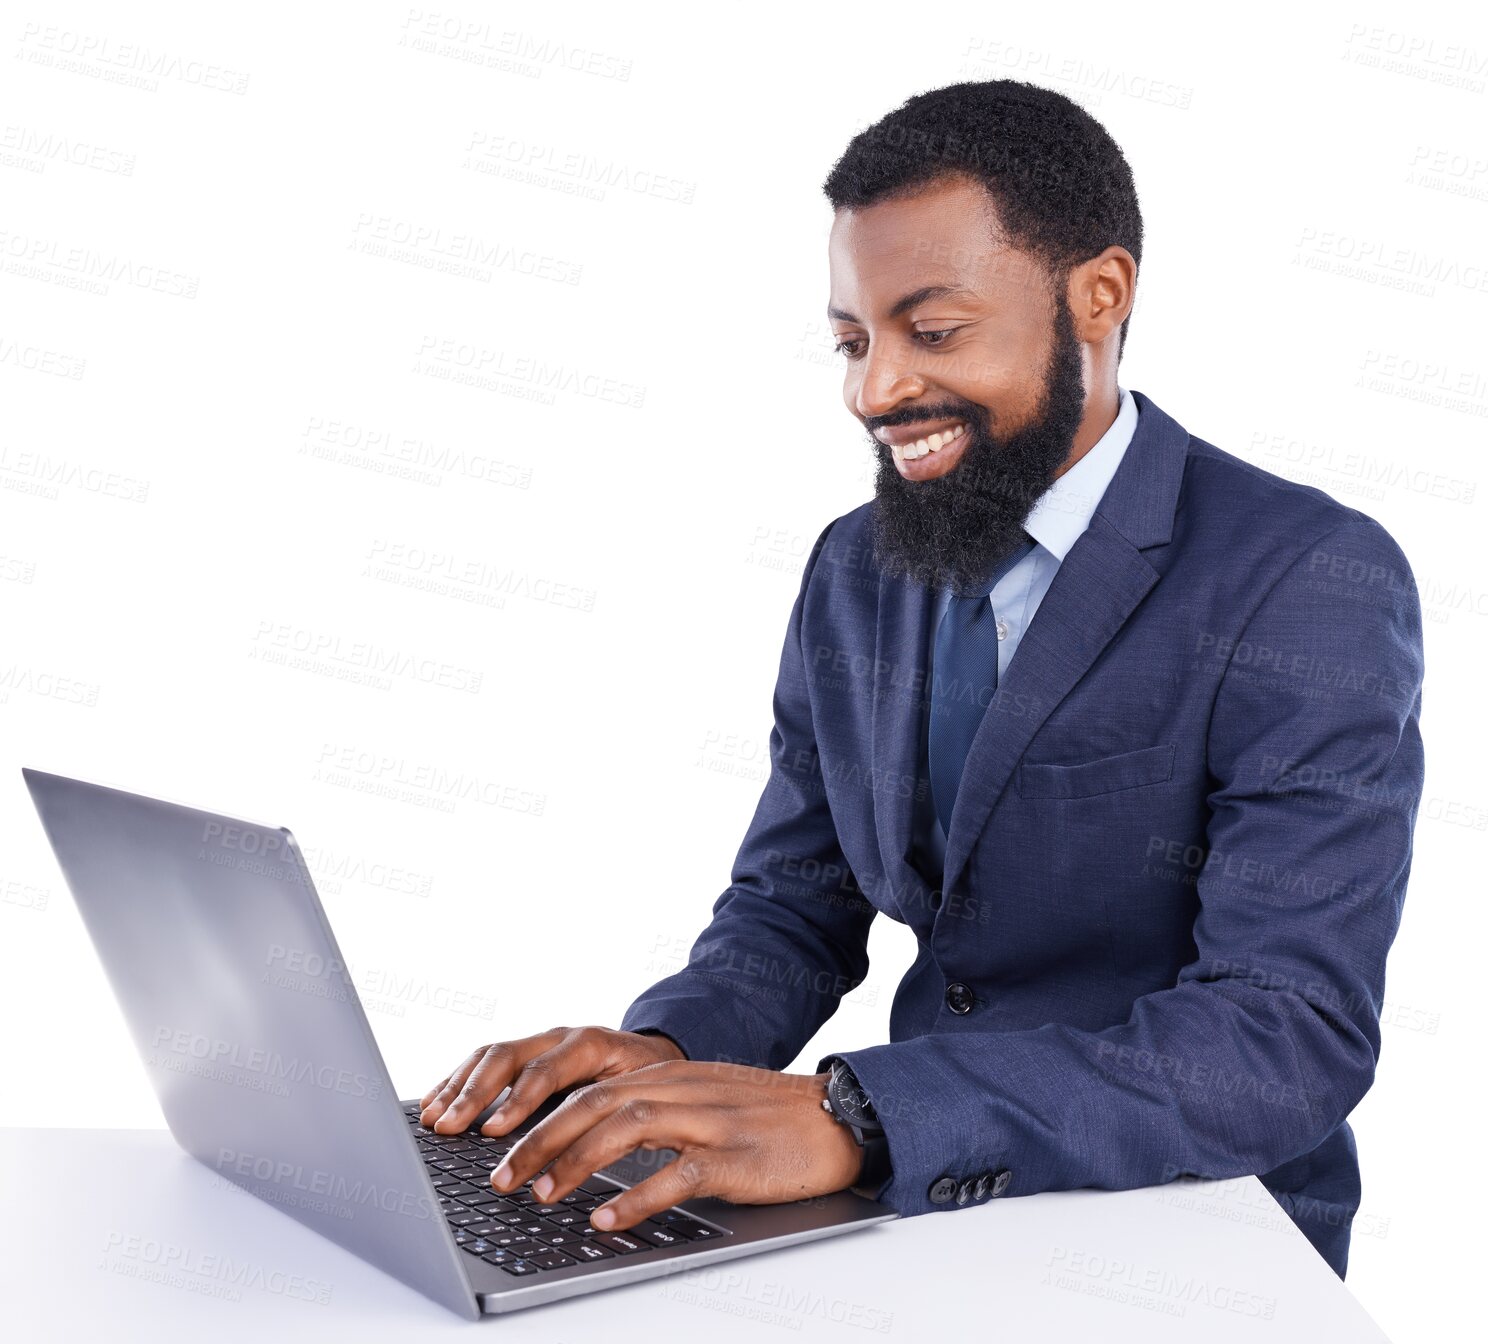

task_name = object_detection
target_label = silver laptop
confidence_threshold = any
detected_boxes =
[21,768,896,1317]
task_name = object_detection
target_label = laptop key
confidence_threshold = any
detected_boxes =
[581,1179,623,1197]
[499,1261,539,1277]
[491,1232,537,1250]
[593,1232,649,1255]
[630,1223,686,1248]
[464,1222,499,1238]
[569,1241,615,1262]
[526,1250,577,1271]
[666,1217,722,1240]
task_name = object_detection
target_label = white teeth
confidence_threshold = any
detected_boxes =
[892,422,966,463]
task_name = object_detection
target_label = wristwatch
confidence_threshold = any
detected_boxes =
[822,1058,892,1200]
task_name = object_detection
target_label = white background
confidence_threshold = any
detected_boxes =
[2,3,1483,1340]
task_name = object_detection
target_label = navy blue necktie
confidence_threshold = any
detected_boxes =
[928,536,1036,837]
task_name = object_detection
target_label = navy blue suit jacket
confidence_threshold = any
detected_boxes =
[621,390,1424,1277]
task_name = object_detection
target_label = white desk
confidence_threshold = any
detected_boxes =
[0,1128,1390,1341]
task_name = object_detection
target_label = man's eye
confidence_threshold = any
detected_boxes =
[833,329,955,358]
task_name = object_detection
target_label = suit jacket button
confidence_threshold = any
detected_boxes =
[990,1168,1012,1198]
[972,1171,993,1200]
[928,1176,959,1204]
[945,981,975,1014]
[955,1177,976,1205]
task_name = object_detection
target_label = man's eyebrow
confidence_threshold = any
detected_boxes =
[828,284,978,324]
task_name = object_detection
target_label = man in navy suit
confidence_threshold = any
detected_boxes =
[421,81,1423,1280]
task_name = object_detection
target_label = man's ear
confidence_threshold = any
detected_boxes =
[1067,245,1136,345]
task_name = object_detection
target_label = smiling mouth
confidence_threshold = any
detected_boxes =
[885,421,967,465]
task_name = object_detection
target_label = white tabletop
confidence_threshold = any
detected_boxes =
[0,1127,1390,1341]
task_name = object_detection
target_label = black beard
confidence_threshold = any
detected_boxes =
[866,299,1088,598]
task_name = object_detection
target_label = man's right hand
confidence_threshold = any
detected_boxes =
[418,1026,686,1136]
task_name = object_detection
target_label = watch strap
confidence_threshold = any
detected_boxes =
[851,1133,893,1201]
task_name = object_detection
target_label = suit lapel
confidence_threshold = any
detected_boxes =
[940,388,1190,896]
[938,520,1159,894]
[870,569,933,903]
[868,388,1191,904]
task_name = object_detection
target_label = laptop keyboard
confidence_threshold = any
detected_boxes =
[402,1102,727,1278]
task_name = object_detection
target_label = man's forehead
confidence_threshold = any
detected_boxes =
[827,240,1046,316]
[826,178,1050,312]
[830,210,1001,266]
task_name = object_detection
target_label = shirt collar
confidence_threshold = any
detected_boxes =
[1023,385,1139,562]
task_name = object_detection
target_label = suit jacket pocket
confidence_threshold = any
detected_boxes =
[1015,742,1175,800]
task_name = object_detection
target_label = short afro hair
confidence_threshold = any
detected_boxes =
[823,80,1143,358]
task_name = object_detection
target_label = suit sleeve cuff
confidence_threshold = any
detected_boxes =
[629,1027,690,1061]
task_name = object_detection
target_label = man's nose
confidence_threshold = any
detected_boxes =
[852,346,925,421]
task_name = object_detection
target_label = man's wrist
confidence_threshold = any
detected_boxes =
[820,1057,892,1200]
[814,1070,867,1186]
[630,1028,687,1061]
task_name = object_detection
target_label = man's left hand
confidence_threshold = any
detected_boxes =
[487,1060,865,1230]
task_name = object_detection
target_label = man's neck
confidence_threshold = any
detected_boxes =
[1053,384,1121,480]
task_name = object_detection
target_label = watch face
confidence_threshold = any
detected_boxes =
[830,1065,880,1128]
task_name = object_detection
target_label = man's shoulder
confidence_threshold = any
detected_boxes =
[805,500,878,577]
[818,499,876,544]
[790,502,884,615]
[1179,433,1411,573]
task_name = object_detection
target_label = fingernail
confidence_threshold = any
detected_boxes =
[492,1161,513,1190]
[533,1174,554,1201]
[592,1206,616,1229]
